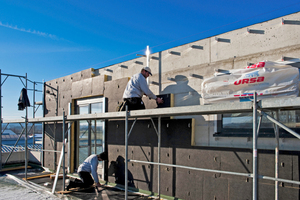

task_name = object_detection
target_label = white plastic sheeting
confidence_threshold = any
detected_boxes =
[1,175,60,200]
[201,61,299,104]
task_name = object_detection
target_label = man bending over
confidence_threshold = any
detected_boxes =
[122,66,163,111]
[66,152,107,190]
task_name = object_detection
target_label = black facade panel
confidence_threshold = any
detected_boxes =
[203,176,229,200]
[228,178,252,200]
[106,119,300,199]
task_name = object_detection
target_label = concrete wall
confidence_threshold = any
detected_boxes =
[44,11,300,199]
[2,151,40,164]
[92,11,300,151]
[45,12,300,151]
[45,68,105,117]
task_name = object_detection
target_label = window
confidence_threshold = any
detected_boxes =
[76,97,107,178]
[214,110,300,138]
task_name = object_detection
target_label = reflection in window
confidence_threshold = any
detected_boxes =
[218,110,300,137]
[91,103,103,114]
[78,100,105,166]
[79,147,89,165]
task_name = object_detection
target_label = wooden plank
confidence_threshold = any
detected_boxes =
[0,165,31,172]
[22,172,54,180]
[57,185,95,194]
[50,173,66,180]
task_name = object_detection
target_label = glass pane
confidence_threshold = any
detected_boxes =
[223,110,298,129]
[79,120,89,146]
[277,110,297,128]
[96,120,104,145]
[91,121,104,143]
[223,113,253,129]
[79,105,89,115]
[79,105,89,146]
[91,103,103,114]
[92,146,103,155]
[79,147,89,165]
[91,120,104,154]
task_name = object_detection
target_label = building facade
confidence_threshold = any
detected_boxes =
[44,12,300,199]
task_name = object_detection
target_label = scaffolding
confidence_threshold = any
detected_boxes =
[0,71,43,179]
[2,93,300,199]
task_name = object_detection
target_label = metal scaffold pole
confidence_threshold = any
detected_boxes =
[0,69,2,171]
[67,103,71,173]
[42,80,45,167]
[158,116,161,198]
[125,105,128,200]
[63,111,66,190]
[253,92,258,200]
[274,111,279,200]
[25,73,28,180]
[33,82,35,149]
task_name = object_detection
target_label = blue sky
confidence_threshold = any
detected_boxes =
[1,0,300,119]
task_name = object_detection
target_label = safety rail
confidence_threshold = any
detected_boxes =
[3,96,300,124]
[1,144,43,153]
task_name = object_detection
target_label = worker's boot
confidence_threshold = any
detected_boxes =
[66,181,74,191]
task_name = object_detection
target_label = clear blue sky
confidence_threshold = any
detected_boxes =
[0,0,300,119]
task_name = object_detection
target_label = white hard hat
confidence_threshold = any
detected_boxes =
[142,67,152,76]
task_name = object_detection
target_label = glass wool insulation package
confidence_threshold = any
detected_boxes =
[201,61,299,104]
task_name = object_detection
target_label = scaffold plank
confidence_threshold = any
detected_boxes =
[3,97,300,124]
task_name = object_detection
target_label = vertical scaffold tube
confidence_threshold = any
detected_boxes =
[63,111,66,190]
[33,82,35,149]
[253,92,258,200]
[158,116,161,198]
[42,81,45,168]
[274,111,279,200]
[125,105,128,200]
[0,69,2,171]
[25,73,28,180]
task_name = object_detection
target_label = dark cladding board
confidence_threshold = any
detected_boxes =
[143,94,172,109]
[106,119,300,200]
[156,94,172,108]
[107,118,192,147]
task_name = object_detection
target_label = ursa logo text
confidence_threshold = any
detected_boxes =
[244,62,265,69]
[234,77,265,85]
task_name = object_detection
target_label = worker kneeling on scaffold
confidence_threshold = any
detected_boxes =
[66,152,108,191]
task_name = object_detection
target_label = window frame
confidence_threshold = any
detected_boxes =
[75,97,107,178]
[214,110,300,138]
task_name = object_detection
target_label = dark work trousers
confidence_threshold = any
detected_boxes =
[70,171,94,188]
[123,97,145,111]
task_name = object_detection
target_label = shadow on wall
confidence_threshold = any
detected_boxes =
[162,75,200,106]
[108,155,135,188]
